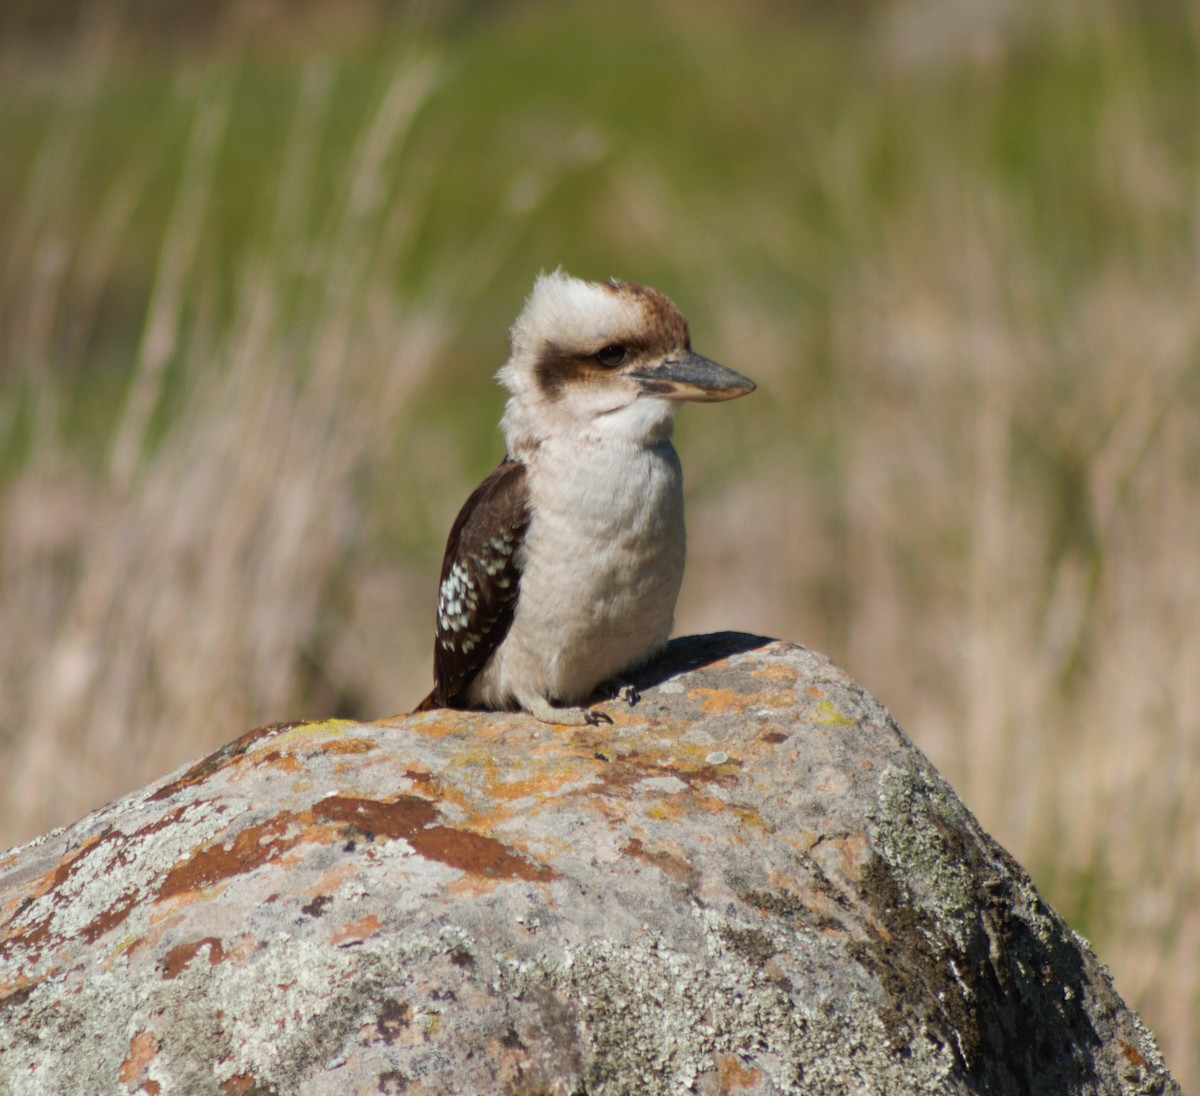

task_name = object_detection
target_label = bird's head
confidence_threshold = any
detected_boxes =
[498,270,755,449]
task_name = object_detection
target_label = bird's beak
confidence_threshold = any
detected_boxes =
[628,352,756,402]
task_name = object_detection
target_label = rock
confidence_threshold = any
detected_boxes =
[0,634,1180,1095]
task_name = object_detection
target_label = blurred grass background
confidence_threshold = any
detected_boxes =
[1,0,1197,1083]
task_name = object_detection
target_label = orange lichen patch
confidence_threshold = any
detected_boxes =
[746,690,795,711]
[158,812,303,901]
[145,792,558,908]
[687,687,747,715]
[691,789,746,817]
[160,936,225,979]
[486,767,593,803]
[582,755,643,797]
[413,825,556,882]
[313,793,439,836]
[254,752,304,773]
[79,889,145,945]
[589,750,741,805]
[402,710,487,740]
[594,705,651,731]
[1119,1039,1148,1068]
[118,1030,160,1085]
[148,723,300,802]
[564,724,623,752]
[806,685,825,698]
[221,1074,270,1095]
[677,759,742,789]
[331,913,382,946]
[749,662,798,684]
[143,889,201,930]
[622,837,697,883]
[715,1051,763,1089]
[312,795,558,882]
[392,766,445,802]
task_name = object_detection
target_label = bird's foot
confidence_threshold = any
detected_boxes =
[522,694,610,727]
[610,679,640,707]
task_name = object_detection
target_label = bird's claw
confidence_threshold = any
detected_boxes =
[610,680,640,706]
[585,709,614,726]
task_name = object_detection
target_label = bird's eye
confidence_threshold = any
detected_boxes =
[594,344,627,368]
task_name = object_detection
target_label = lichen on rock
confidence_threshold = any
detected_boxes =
[0,634,1181,1095]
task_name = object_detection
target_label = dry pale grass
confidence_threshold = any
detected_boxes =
[0,2,1196,1087]
[678,97,1200,1087]
[0,41,455,835]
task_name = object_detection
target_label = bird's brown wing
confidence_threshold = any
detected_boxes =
[423,458,530,708]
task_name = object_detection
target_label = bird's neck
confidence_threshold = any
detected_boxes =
[501,397,677,459]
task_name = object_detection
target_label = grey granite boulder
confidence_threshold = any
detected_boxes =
[0,634,1180,1094]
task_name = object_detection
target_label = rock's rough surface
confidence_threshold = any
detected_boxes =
[0,634,1179,1095]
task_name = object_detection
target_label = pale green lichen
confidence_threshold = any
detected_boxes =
[503,911,960,1096]
[873,765,980,952]
[867,762,1178,1095]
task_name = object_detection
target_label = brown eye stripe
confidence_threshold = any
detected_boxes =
[532,340,644,398]
[532,343,617,398]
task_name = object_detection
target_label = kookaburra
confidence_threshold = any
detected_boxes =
[417,270,755,725]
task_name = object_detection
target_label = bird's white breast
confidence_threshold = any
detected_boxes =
[464,434,685,708]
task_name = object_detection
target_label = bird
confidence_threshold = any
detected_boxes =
[416,269,755,725]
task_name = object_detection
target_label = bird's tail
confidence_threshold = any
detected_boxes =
[412,690,442,714]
